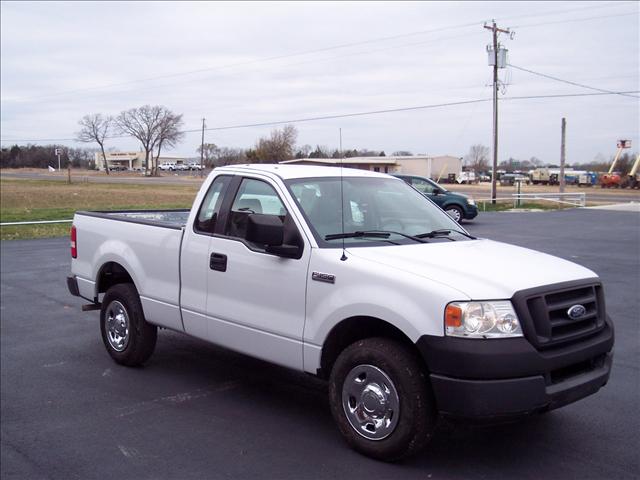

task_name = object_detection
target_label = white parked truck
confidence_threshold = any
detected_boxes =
[67,164,614,461]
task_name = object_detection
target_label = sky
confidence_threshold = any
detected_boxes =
[1,1,639,164]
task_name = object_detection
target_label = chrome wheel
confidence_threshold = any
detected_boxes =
[342,364,400,440]
[446,206,462,222]
[104,300,130,352]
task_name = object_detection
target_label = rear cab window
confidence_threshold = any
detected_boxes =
[194,175,232,234]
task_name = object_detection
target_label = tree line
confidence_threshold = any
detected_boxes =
[0,144,98,169]
[1,110,636,175]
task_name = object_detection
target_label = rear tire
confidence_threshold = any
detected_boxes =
[328,337,436,462]
[100,283,157,366]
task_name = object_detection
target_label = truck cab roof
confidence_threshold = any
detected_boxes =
[215,163,393,180]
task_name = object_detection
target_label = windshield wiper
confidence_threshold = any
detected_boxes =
[415,229,477,240]
[325,230,427,243]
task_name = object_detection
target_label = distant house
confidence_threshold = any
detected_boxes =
[94,151,189,171]
[279,155,463,181]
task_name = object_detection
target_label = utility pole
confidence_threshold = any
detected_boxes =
[559,117,566,193]
[484,20,512,204]
[200,118,206,178]
[55,147,62,172]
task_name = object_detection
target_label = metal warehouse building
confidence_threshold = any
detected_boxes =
[280,155,463,181]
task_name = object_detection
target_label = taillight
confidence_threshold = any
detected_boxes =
[70,225,77,258]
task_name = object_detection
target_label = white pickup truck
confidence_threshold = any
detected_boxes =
[67,164,614,461]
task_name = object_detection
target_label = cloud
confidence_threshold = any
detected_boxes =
[1,1,638,162]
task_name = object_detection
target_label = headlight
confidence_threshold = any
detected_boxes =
[466,198,475,206]
[445,301,522,338]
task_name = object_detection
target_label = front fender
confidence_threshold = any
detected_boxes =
[302,249,469,372]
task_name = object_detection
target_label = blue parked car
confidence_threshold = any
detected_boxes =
[393,174,478,223]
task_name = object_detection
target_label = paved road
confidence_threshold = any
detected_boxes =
[1,209,638,479]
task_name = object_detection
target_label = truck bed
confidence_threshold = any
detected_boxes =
[72,208,190,331]
[76,209,190,229]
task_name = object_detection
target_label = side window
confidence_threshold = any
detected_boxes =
[412,178,435,195]
[226,178,287,240]
[194,175,231,234]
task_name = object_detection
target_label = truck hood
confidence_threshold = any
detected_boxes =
[346,239,598,300]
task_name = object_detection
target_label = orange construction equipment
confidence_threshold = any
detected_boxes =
[600,139,631,188]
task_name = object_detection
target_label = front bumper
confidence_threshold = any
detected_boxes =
[416,318,614,419]
[464,204,478,220]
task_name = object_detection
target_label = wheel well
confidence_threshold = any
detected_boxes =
[96,262,135,298]
[318,316,425,380]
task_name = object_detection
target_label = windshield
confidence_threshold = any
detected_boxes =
[424,177,449,193]
[286,176,466,247]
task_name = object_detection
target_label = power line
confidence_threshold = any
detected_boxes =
[511,11,638,29]
[509,64,640,98]
[191,99,492,133]
[12,2,636,103]
[36,30,484,107]
[3,91,638,144]
[498,1,635,23]
[16,21,482,102]
[503,91,640,101]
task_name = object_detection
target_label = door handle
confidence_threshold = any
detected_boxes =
[209,252,227,272]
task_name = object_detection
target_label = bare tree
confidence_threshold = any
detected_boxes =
[295,144,312,159]
[309,145,330,158]
[76,114,113,174]
[254,125,297,163]
[529,156,543,167]
[152,110,185,176]
[115,105,163,175]
[197,143,219,168]
[465,144,490,172]
[217,147,247,166]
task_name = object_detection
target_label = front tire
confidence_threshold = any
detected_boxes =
[100,283,157,366]
[328,338,436,462]
[445,205,464,223]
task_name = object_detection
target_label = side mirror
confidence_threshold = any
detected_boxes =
[433,188,441,195]
[247,214,283,246]
[246,214,302,259]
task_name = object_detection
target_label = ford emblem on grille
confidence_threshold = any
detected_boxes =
[567,304,587,319]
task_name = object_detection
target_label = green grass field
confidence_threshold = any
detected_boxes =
[1,179,199,240]
[0,178,574,241]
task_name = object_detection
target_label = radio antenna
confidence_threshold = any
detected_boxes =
[339,127,347,261]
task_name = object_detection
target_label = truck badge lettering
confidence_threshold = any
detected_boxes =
[312,272,335,284]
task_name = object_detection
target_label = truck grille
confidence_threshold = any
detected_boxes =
[513,282,606,349]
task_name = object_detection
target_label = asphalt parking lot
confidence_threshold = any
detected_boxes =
[1,208,639,480]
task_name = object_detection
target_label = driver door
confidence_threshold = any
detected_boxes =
[204,176,310,370]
